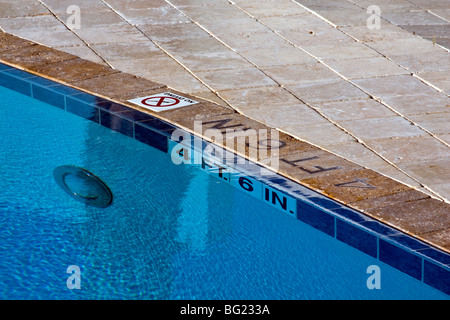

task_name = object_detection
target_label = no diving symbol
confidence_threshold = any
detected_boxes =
[141,96,180,108]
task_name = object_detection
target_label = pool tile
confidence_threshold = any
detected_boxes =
[66,97,100,123]
[0,31,36,53]
[336,219,378,258]
[32,84,65,109]
[0,72,31,96]
[349,189,430,211]
[379,239,422,280]
[68,92,110,105]
[136,118,177,136]
[0,44,77,70]
[297,200,335,237]
[100,110,134,138]
[30,58,119,84]
[369,198,450,236]
[423,261,450,295]
[71,72,166,100]
[134,123,169,153]
[301,168,411,204]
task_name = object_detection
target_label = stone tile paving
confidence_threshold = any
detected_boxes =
[0,0,449,204]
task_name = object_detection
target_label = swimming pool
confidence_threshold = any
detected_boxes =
[0,64,449,299]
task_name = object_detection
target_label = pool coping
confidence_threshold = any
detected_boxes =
[1,32,449,296]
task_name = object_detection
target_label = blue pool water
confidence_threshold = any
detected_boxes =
[0,85,448,299]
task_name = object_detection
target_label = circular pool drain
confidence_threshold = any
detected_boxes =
[53,165,113,208]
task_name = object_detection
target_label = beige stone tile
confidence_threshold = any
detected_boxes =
[220,31,290,52]
[152,71,210,93]
[314,98,397,121]
[264,62,341,85]
[382,11,448,25]
[281,122,357,146]
[259,13,330,32]
[322,140,392,169]
[192,91,231,108]
[416,69,450,92]
[0,15,66,32]
[437,133,450,145]
[365,163,423,188]
[398,159,450,187]
[408,112,450,134]
[287,79,369,104]
[170,0,226,5]
[156,36,228,55]
[317,8,370,27]
[54,45,107,65]
[11,29,85,47]
[302,42,380,61]
[366,37,446,56]
[239,47,317,67]
[279,27,354,46]
[430,184,450,203]
[106,0,169,11]
[171,50,253,72]
[139,22,210,41]
[380,92,450,115]
[326,56,409,79]
[350,0,420,12]
[0,0,49,18]
[365,136,450,163]
[199,17,270,36]
[90,42,161,61]
[74,24,149,44]
[340,24,415,43]
[195,68,277,91]
[177,4,249,21]
[40,0,110,13]
[108,54,184,77]
[239,103,330,128]
[338,116,427,140]
[218,86,302,109]
[349,189,430,212]
[117,7,190,26]
[352,74,439,98]
[233,0,308,17]
[388,51,450,73]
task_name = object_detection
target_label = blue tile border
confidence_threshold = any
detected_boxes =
[1,62,449,296]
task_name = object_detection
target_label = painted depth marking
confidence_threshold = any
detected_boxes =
[128,92,199,112]
[169,139,297,217]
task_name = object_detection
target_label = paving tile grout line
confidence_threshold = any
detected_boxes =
[222,0,449,202]
[36,0,114,68]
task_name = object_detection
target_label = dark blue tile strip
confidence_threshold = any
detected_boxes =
[0,72,31,96]
[32,84,65,109]
[423,261,450,295]
[297,200,335,237]
[336,219,378,258]
[379,239,422,280]
[135,122,168,153]
[1,65,450,296]
[100,110,134,138]
[66,97,100,123]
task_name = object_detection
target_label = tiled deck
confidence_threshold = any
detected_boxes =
[0,1,449,245]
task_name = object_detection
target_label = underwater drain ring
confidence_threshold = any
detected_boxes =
[53,165,113,208]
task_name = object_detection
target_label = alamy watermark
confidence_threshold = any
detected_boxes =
[366,265,381,290]
[66,5,81,30]
[66,265,81,289]
[367,5,381,30]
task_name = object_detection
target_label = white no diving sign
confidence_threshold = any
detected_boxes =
[128,92,199,112]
